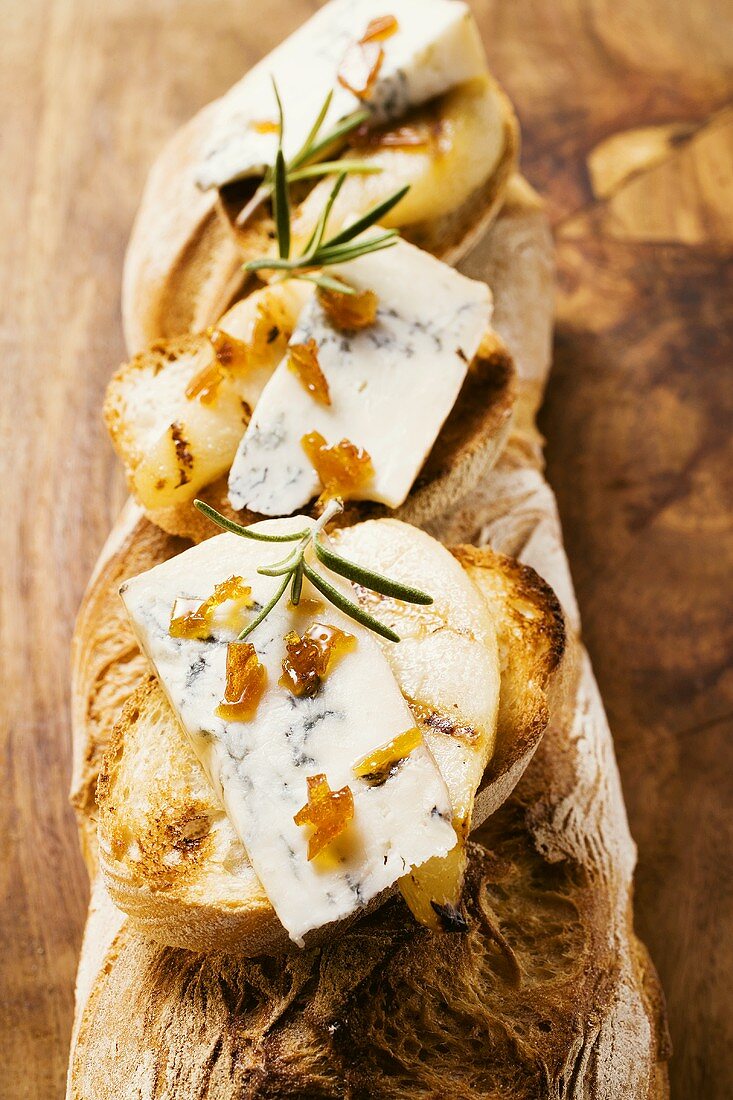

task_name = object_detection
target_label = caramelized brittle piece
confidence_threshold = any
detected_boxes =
[188,299,293,404]
[216,642,267,721]
[280,621,356,698]
[185,326,250,405]
[288,339,331,406]
[338,40,384,100]
[185,359,224,405]
[169,575,252,640]
[294,774,355,860]
[356,123,430,151]
[206,326,251,371]
[281,630,321,698]
[288,596,326,616]
[308,622,356,667]
[250,299,290,367]
[317,284,379,331]
[353,726,423,785]
[360,14,399,43]
[301,431,374,502]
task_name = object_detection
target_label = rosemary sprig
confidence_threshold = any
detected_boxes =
[245,163,407,292]
[193,498,432,643]
[235,85,379,226]
[241,80,410,294]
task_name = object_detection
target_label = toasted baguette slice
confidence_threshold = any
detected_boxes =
[70,505,670,1097]
[95,541,564,954]
[122,71,518,354]
[104,323,516,541]
[102,514,506,956]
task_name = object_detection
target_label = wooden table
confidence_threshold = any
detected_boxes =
[2,1,731,1095]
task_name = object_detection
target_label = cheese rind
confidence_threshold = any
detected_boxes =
[228,237,491,515]
[197,0,487,189]
[120,523,456,944]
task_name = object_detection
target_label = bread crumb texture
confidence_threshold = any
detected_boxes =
[71,791,665,1098]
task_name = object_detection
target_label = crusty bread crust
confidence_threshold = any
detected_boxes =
[68,183,670,1096]
[121,98,244,356]
[70,502,189,873]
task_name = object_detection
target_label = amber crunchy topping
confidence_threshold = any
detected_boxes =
[289,596,326,616]
[280,621,356,698]
[337,15,397,99]
[207,326,250,371]
[338,40,384,100]
[353,726,422,785]
[281,630,320,698]
[169,576,252,640]
[216,642,267,721]
[361,14,399,43]
[317,284,379,330]
[185,360,223,405]
[301,431,374,502]
[250,299,290,365]
[294,774,355,860]
[355,123,430,151]
[288,339,331,405]
[185,327,249,405]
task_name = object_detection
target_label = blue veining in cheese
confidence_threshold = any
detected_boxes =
[228,237,491,515]
[197,0,487,189]
[120,520,456,944]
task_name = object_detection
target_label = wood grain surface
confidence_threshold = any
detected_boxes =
[1,1,731,1096]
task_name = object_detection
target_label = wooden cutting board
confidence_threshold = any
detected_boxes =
[1,1,731,1096]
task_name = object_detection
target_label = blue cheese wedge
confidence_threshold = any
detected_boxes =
[120,520,456,945]
[197,0,487,190]
[228,237,491,515]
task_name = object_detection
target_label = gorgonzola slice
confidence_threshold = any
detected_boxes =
[228,237,491,515]
[197,0,487,189]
